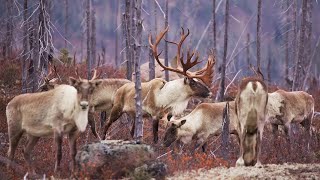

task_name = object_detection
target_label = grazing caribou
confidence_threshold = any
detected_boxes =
[235,77,268,166]
[163,101,238,152]
[266,89,314,149]
[6,76,102,177]
[102,27,215,143]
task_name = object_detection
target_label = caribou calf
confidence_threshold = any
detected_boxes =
[235,77,268,166]
[163,101,238,152]
[6,77,102,177]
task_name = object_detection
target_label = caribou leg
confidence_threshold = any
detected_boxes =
[102,105,124,140]
[100,111,107,128]
[284,122,292,157]
[68,127,79,174]
[152,117,160,143]
[88,112,100,139]
[54,131,63,176]
[7,128,23,169]
[301,113,312,151]
[23,134,39,176]
[129,113,137,138]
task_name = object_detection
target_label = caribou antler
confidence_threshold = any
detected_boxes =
[75,66,83,80]
[187,54,215,86]
[149,27,215,87]
[91,69,101,80]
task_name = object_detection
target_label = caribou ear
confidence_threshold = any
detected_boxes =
[69,77,78,86]
[178,120,186,128]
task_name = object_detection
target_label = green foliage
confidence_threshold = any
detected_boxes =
[59,48,73,66]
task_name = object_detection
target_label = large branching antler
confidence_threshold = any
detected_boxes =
[149,26,215,86]
[187,53,215,86]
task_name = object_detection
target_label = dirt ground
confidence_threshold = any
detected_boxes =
[169,163,320,179]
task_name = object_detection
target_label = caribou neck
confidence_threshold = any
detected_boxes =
[156,78,190,115]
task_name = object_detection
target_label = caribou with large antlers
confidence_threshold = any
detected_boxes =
[6,75,102,177]
[102,27,215,143]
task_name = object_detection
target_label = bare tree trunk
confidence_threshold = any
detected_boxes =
[164,0,169,81]
[115,0,120,68]
[289,0,297,88]
[86,0,91,78]
[256,0,262,69]
[22,0,28,93]
[64,0,68,48]
[32,17,39,92]
[246,33,250,66]
[39,0,50,76]
[130,0,135,79]
[284,0,290,86]
[267,46,271,83]
[5,0,14,58]
[91,9,96,68]
[302,0,313,90]
[221,101,229,159]
[125,0,132,80]
[212,0,216,49]
[134,0,143,142]
[293,0,307,91]
[148,0,157,80]
[215,0,229,102]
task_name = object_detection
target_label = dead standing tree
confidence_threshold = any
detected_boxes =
[124,0,133,80]
[91,8,97,68]
[212,0,216,50]
[22,0,29,93]
[283,0,290,87]
[164,0,169,81]
[64,0,68,48]
[4,0,14,58]
[86,0,92,79]
[28,0,53,92]
[115,0,120,68]
[292,0,308,91]
[215,0,229,102]
[148,0,158,80]
[256,0,262,71]
[134,0,143,142]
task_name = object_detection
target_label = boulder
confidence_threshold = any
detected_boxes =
[133,161,168,180]
[75,140,154,179]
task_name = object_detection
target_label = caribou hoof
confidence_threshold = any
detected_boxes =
[26,171,41,179]
[255,161,263,168]
[236,158,245,167]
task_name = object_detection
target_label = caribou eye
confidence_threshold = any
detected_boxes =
[88,87,94,93]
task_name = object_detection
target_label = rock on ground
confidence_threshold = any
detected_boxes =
[168,163,320,180]
[75,140,155,179]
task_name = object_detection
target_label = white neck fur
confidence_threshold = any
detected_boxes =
[155,79,190,115]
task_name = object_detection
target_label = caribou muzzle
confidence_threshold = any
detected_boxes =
[80,101,89,110]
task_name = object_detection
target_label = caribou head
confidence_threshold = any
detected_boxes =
[149,26,215,99]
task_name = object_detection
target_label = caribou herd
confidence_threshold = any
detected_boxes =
[5,27,316,176]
